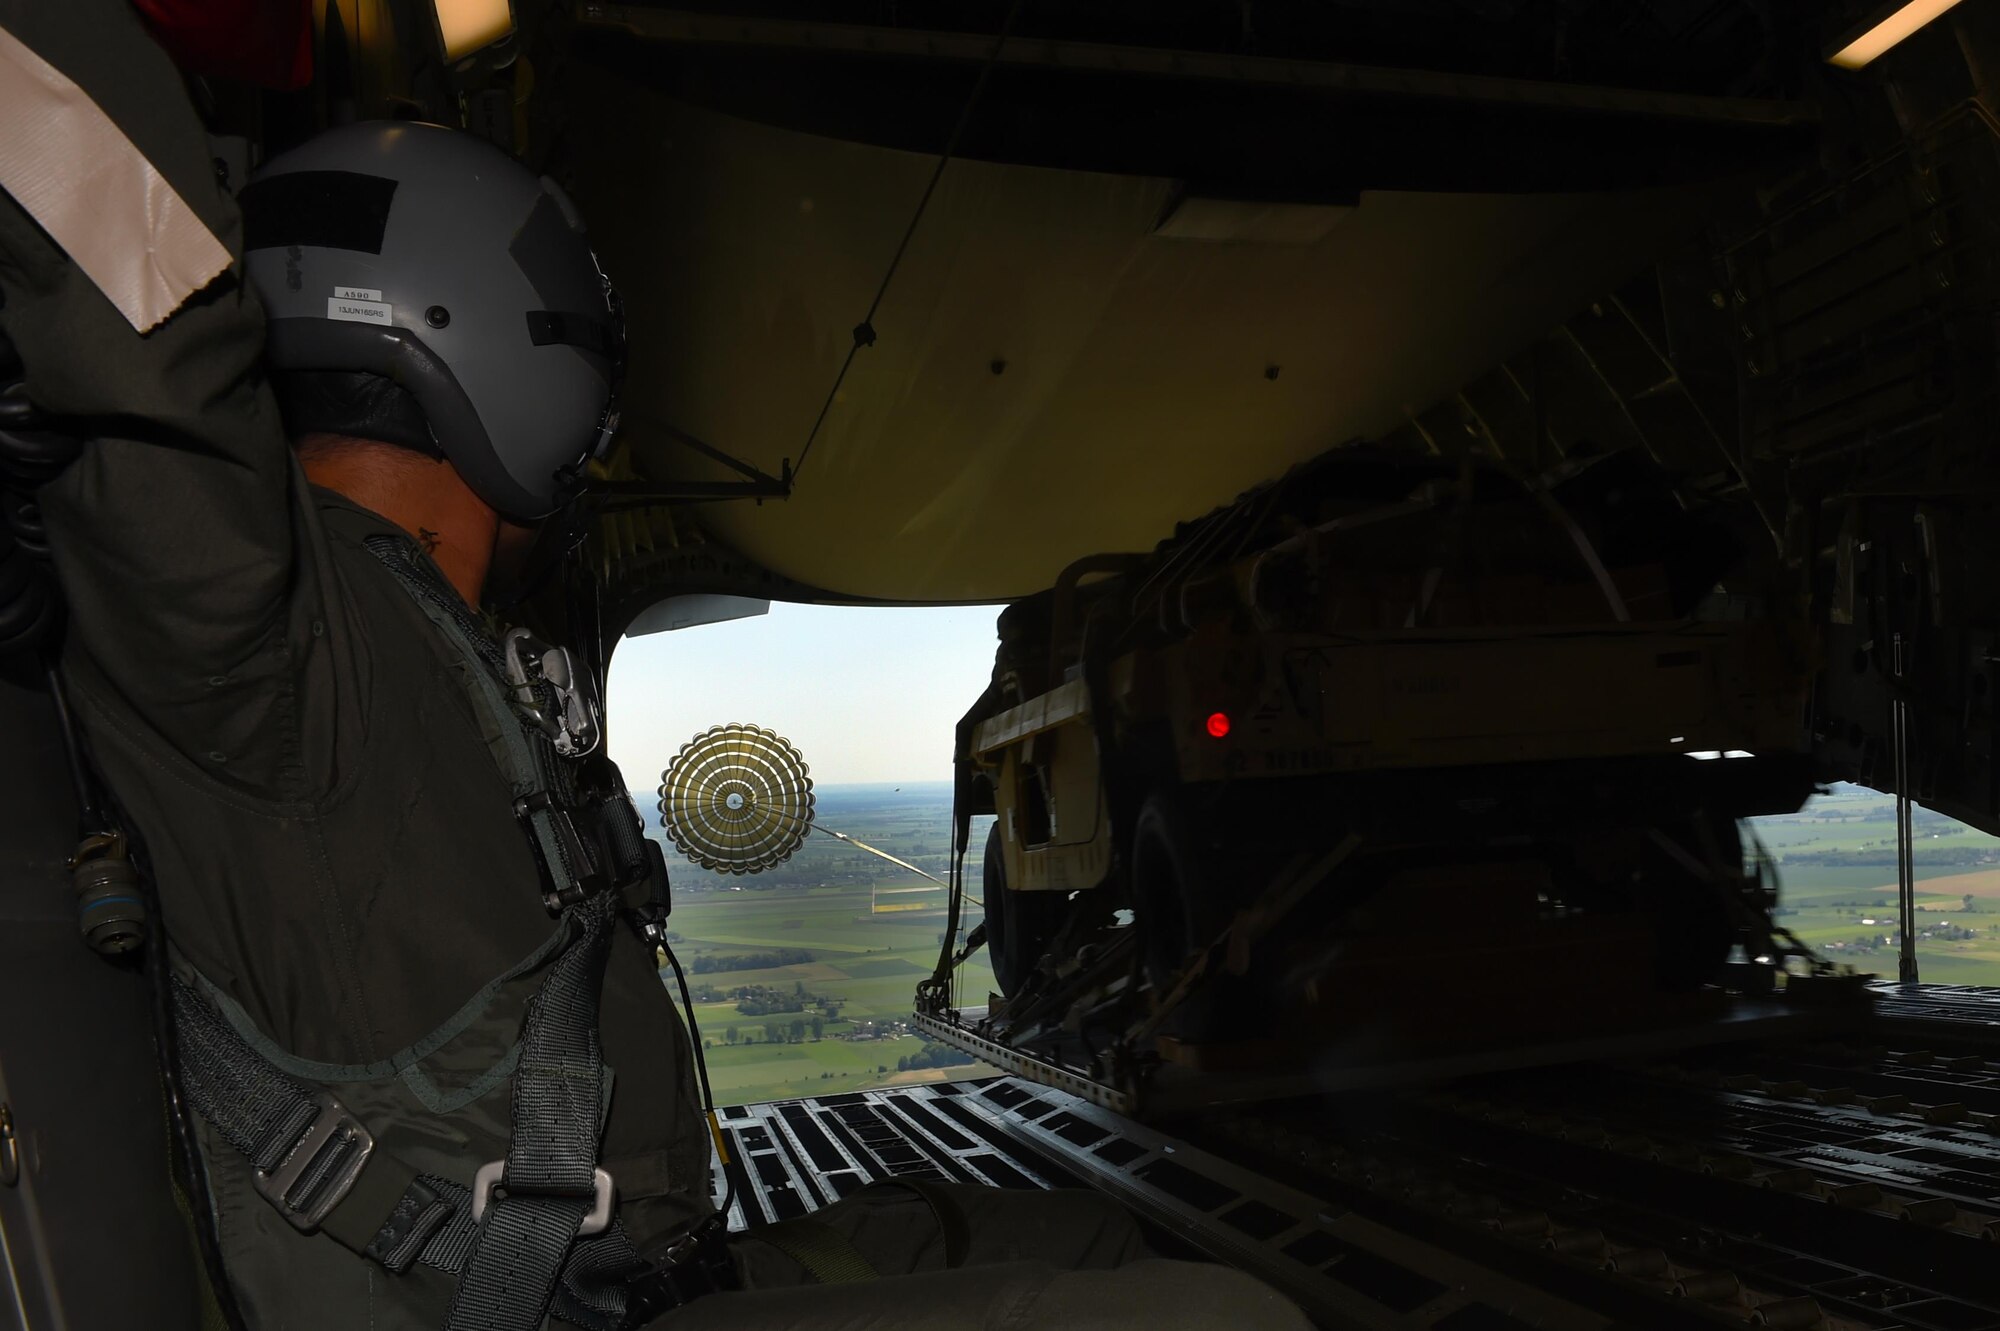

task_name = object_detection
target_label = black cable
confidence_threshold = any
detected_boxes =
[789,0,1028,485]
[44,663,103,834]
[659,940,736,1226]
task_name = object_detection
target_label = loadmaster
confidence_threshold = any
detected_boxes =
[0,3,1310,1327]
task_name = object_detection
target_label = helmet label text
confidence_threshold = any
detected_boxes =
[327,295,391,325]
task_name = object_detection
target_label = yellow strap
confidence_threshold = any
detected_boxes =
[753,1217,879,1285]
[900,1179,971,1269]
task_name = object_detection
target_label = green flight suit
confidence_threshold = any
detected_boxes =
[0,4,1312,1329]
[0,2,707,1325]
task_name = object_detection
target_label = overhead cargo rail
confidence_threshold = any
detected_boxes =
[578,5,1816,128]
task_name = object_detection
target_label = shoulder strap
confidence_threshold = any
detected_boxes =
[358,535,643,1325]
[363,534,608,912]
[170,974,454,1269]
[173,968,650,1328]
[443,891,640,1331]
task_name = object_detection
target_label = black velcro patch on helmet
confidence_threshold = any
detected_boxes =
[525,311,621,362]
[242,171,399,254]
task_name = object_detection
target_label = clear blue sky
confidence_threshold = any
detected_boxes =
[607,603,1001,790]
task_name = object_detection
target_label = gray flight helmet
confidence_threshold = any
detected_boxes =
[241,122,623,520]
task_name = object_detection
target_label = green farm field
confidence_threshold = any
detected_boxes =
[650,785,1000,1106]
[1750,784,2000,984]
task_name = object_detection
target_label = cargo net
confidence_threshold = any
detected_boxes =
[657,723,816,874]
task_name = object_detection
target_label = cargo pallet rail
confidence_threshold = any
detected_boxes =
[713,984,2000,1331]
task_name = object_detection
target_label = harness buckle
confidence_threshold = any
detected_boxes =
[503,627,602,758]
[513,791,609,914]
[620,1218,736,1326]
[252,1092,375,1233]
[470,1160,615,1237]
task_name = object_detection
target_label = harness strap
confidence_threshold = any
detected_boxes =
[367,535,667,1328]
[174,917,654,1327]
[170,976,454,1271]
[365,535,604,912]
[444,890,630,1331]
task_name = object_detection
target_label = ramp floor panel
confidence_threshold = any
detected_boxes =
[721,986,2000,1328]
[709,1080,1077,1230]
[712,1077,1617,1329]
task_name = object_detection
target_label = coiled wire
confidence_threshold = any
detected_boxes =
[0,346,76,657]
[0,334,250,1331]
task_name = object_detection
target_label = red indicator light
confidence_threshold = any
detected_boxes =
[1205,711,1231,739]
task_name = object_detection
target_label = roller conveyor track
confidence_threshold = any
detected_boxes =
[724,986,2000,1329]
[1232,1055,2000,1330]
[1868,984,2000,1033]
[705,1082,1086,1233]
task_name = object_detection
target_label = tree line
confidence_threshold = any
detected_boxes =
[688,947,815,973]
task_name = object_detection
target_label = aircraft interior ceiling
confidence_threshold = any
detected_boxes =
[306,0,2000,829]
[543,1,1824,604]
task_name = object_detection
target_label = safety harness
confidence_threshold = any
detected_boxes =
[170,534,712,1329]
[168,535,984,1326]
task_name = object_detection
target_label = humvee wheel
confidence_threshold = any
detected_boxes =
[982,822,1070,997]
[1637,816,1742,992]
[1129,789,1239,1036]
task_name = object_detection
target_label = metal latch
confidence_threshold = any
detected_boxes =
[1,1103,19,1187]
[252,1092,374,1232]
[471,1160,614,1237]
[503,627,602,758]
[513,791,609,914]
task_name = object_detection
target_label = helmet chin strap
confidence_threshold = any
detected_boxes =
[482,496,590,613]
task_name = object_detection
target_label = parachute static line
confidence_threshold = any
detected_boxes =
[811,825,945,885]
[658,723,972,898]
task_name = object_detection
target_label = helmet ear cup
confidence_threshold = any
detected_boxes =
[261,317,513,504]
[267,370,443,459]
[241,122,622,519]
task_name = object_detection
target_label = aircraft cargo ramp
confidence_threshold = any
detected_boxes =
[719,984,2000,1331]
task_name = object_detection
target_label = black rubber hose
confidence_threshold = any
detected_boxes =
[0,400,83,486]
[0,358,77,662]
[659,940,735,1226]
[0,493,59,656]
[1,489,49,557]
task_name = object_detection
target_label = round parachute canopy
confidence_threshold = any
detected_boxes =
[658,723,816,874]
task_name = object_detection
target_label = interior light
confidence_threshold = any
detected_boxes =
[1205,712,1232,740]
[433,0,515,63]
[1825,0,1964,70]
